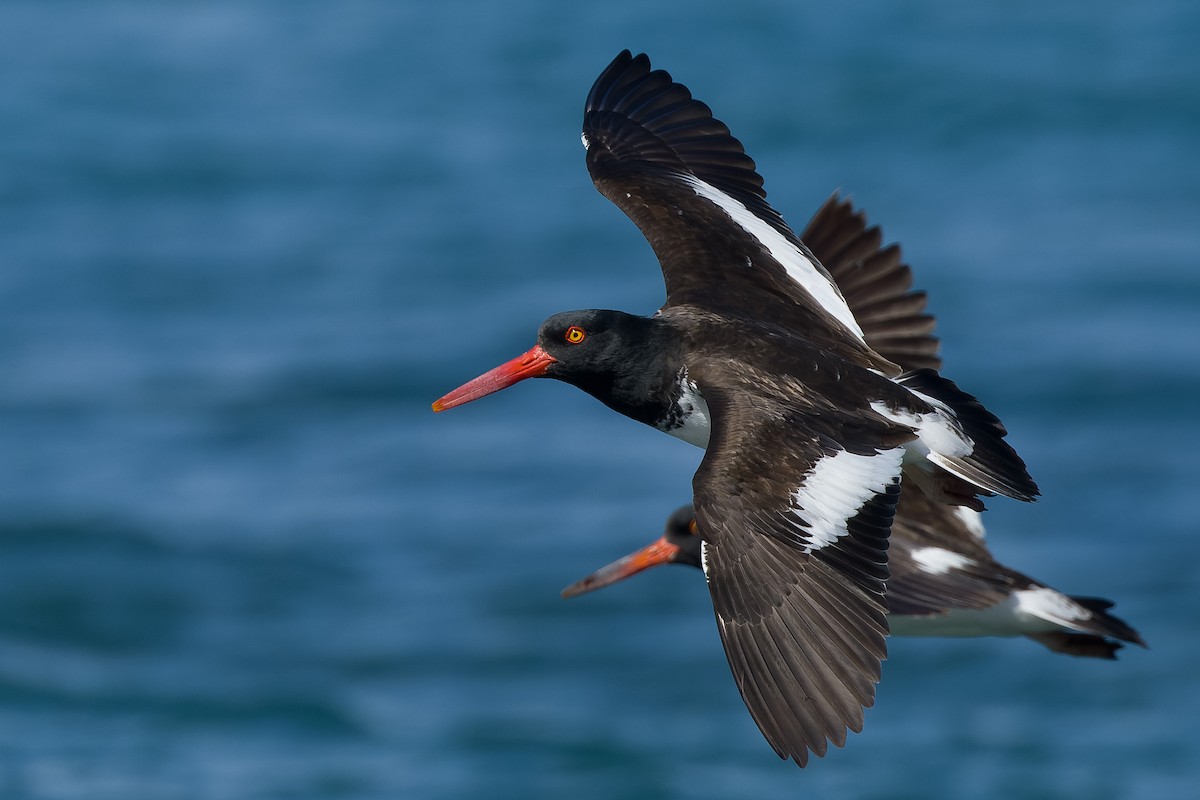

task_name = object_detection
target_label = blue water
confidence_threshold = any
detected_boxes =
[1,1,1197,797]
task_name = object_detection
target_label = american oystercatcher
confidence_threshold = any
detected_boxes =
[562,492,1145,660]
[559,195,1143,760]
[433,51,1040,765]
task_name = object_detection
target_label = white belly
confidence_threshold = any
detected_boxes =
[888,588,1088,638]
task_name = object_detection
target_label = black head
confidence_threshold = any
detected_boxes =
[661,504,703,568]
[534,309,656,381]
[434,308,674,426]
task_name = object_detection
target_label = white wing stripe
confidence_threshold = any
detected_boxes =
[682,174,866,340]
[792,447,904,553]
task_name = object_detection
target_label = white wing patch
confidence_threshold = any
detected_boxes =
[681,174,866,341]
[952,506,988,542]
[911,546,975,575]
[791,446,904,553]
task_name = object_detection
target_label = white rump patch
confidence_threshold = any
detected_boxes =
[1015,587,1090,628]
[912,546,974,575]
[681,174,866,341]
[869,399,972,462]
[581,132,590,150]
[868,399,977,500]
[791,447,904,553]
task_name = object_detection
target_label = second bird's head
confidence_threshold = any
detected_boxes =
[561,505,704,598]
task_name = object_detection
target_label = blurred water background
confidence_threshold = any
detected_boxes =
[1,1,1197,798]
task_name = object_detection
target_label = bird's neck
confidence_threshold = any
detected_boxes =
[571,317,686,433]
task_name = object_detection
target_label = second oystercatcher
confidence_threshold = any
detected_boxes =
[561,493,1145,660]
[433,51,1039,765]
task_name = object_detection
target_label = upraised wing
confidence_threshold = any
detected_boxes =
[583,51,875,359]
[801,193,942,372]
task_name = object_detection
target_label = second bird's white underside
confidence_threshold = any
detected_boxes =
[889,586,1098,638]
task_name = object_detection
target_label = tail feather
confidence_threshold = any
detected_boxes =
[899,369,1039,503]
[1067,594,1148,648]
[1027,632,1124,660]
[1026,590,1145,659]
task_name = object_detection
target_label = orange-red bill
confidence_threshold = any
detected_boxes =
[432,344,557,412]
[560,536,683,598]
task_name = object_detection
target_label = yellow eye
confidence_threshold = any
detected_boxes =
[688,519,699,536]
[565,326,586,344]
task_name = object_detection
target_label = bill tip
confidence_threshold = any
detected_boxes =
[560,581,589,599]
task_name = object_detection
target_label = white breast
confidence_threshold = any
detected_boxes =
[664,374,712,448]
